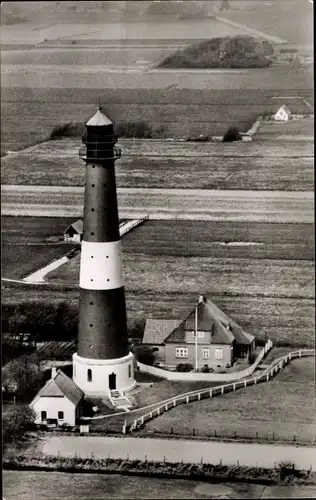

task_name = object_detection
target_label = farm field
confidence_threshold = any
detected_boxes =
[1,135,314,191]
[1,216,76,279]
[2,218,314,347]
[45,220,314,347]
[143,357,316,444]
[1,83,313,154]
[221,0,313,46]
[2,470,267,500]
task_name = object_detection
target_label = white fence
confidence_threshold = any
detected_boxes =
[137,340,273,383]
[120,216,148,237]
[129,348,315,433]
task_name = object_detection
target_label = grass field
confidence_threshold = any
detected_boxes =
[143,357,316,443]
[1,134,314,191]
[2,218,314,347]
[1,84,313,154]
[1,216,76,279]
[221,0,313,46]
[2,470,265,500]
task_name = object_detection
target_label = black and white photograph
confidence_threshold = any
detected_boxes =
[1,1,314,498]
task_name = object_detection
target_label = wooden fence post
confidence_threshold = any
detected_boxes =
[186,396,189,403]
[299,350,302,358]
[165,404,168,411]
[157,408,160,416]
[254,378,257,384]
[266,373,269,381]
[173,400,176,407]
[209,390,213,397]
[198,393,201,401]
[221,387,224,394]
[244,380,247,387]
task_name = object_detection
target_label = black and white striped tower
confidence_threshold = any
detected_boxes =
[73,107,135,396]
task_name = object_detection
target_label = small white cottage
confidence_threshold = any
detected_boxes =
[64,220,83,243]
[274,105,292,122]
[30,368,83,427]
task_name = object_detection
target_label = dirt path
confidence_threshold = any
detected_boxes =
[40,435,316,470]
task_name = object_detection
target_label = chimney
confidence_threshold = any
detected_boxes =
[199,295,206,304]
[51,367,57,379]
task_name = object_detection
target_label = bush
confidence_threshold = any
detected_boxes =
[114,121,153,138]
[2,302,78,342]
[50,120,166,140]
[176,363,194,372]
[134,346,155,366]
[159,36,273,69]
[3,405,36,448]
[278,460,300,482]
[50,122,85,140]
[222,126,242,142]
[201,365,210,373]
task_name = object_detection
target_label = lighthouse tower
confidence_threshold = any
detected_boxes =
[73,107,135,396]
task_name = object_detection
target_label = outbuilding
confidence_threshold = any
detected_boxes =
[30,367,83,427]
[274,105,292,122]
[64,219,83,243]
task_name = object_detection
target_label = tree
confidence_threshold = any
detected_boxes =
[3,405,36,447]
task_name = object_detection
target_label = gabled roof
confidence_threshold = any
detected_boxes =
[143,319,181,345]
[165,302,235,345]
[86,108,112,127]
[275,104,292,116]
[159,296,255,346]
[30,369,83,406]
[64,219,83,235]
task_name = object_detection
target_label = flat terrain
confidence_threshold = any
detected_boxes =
[6,470,313,500]
[37,435,316,469]
[1,130,314,190]
[2,217,314,347]
[221,0,313,46]
[1,216,76,279]
[2,185,313,223]
[144,358,316,444]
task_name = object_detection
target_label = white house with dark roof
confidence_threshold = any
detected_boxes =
[64,219,83,243]
[142,295,255,371]
[30,368,83,427]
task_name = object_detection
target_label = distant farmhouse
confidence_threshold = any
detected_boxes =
[30,368,83,427]
[64,219,83,243]
[274,104,292,122]
[143,295,255,371]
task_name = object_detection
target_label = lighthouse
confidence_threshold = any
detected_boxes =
[73,107,135,396]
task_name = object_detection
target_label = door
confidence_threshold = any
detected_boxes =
[109,372,116,390]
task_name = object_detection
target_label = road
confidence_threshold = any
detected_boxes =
[41,435,316,470]
[1,185,313,223]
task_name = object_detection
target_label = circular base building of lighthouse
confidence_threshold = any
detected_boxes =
[72,352,136,396]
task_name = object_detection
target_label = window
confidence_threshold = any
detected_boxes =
[192,331,204,338]
[128,364,132,378]
[87,369,92,382]
[202,349,210,359]
[176,347,188,358]
[41,411,47,421]
[58,411,64,420]
[215,348,223,360]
